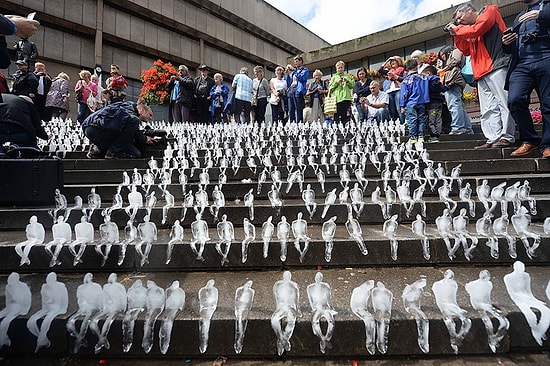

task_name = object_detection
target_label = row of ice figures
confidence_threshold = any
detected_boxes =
[1,262,549,356]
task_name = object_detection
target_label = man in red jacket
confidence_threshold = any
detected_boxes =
[448,3,515,149]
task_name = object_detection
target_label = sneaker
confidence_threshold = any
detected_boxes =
[429,137,440,143]
[409,138,417,143]
[105,150,137,159]
[87,144,103,159]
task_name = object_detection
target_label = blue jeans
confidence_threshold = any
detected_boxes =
[0,131,38,148]
[356,102,368,121]
[388,90,404,123]
[77,101,90,123]
[288,89,304,123]
[444,84,472,133]
[508,57,550,149]
[405,104,426,139]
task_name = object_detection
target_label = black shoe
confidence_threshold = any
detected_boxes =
[87,144,103,159]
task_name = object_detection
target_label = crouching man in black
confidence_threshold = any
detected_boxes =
[0,94,48,151]
[82,101,154,159]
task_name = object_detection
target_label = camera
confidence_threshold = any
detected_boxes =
[504,22,522,35]
[522,32,538,44]
[443,19,459,32]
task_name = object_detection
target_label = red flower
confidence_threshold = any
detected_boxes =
[138,59,178,104]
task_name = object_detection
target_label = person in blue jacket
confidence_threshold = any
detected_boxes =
[400,59,430,143]
[287,56,309,123]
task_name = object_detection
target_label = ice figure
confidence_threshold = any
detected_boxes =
[453,208,479,261]
[268,184,283,214]
[104,185,124,217]
[122,171,131,188]
[159,281,185,354]
[402,278,430,353]
[409,180,427,218]
[0,273,31,348]
[459,182,476,217]
[144,191,157,218]
[271,271,301,356]
[142,280,165,354]
[371,186,387,219]
[465,270,509,352]
[198,279,218,353]
[476,214,499,259]
[69,215,94,266]
[89,273,127,353]
[493,212,518,259]
[322,216,337,262]
[545,217,550,234]
[234,280,255,354]
[136,215,157,266]
[131,167,142,186]
[450,163,462,190]
[161,188,175,225]
[423,161,437,191]
[257,168,267,194]
[350,183,365,216]
[490,182,507,216]
[504,181,521,216]
[307,272,337,353]
[321,188,337,219]
[86,187,102,220]
[262,216,274,259]
[411,214,430,261]
[244,188,254,221]
[511,206,541,260]
[15,215,45,266]
[317,169,326,193]
[338,186,349,204]
[350,280,376,354]
[436,209,460,260]
[271,167,282,191]
[45,216,71,267]
[504,261,550,345]
[241,218,256,263]
[166,220,184,265]
[48,188,68,222]
[216,214,234,266]
[64,195,84,223]
[292,212,310,263]
[190,212,210,261]
[210,185,225,221]
[354,166,369,189]
[518,180,537,215]
[122,279,147,352]
[95,214,119,266]
[277,216,291,261]
[397,181,413,214]
[142,169,154,194]
[476,179,494,216]
[432,270,471,354]
[383,214,399,261]
[27,272,68,352]
[302,184,317,219]
[125,185,143,222]
[384,185,396,219]
[345,205,368,255]
[181,190,194,221]
[371,282,393,354]
[438,180,457,214]
[118,220,137,266]
[66,273,103,353]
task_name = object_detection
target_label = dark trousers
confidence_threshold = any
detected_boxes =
[233,98,251,123]
[253,97,268,123]
[0,131,38,148]
[84,123,141,157]
[335,100,351,123]
[508,57,550,149]
[288,91,304,123]
[194,96,210,123]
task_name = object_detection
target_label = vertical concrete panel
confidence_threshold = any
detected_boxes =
[79,38,95,67]
[63,34,82,65]
[157,28,171,54]
[215,20,225,44]
[112,48,129,76]
[161,0,174,17]
[115,11,131,40]
[103,6,116,35]
[47,0,65,18]
[185,4,196,29]
[148,0,162,14]
[174,1,186,20]
[22,0,44,11]
[234,28,242,50]
[206,14,216,37]
[130,0,148,8]
[127,53,142,80]
[225,23,234,45]
[130,17,145,45]
[169,31,181,57]
[195,8,207,33]
[181,37,192,61]
[64,0,83,24]
[42,27,64,61]
[82,0,97,29]
[241,32,250,54]
[249,36,256,58]
[144,23,158,49]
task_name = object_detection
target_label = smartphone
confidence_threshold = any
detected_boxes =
[27,12,36,20]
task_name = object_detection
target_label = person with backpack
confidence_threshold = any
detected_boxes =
[438,46,473,135]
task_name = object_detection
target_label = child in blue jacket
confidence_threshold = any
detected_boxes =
[400,59,430,143]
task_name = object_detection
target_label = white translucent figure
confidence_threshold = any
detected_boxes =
[354,166,369,189]
[277,216,291,262]
[292,212,310,263]
[66,273,103,353]
[490,181,507,216]
[27,272,68,352]
[371,282,393,354]
[397,180,413,214]
[194,185,209,215]
[216,214,234,266]
[122,279,147,352]
[0,273,31,348]
[317,169,326,193]
[271,271,301,356]
[95,214,119,266]
[142,169,155,195]
[89,273,127,353]
[242,188,255,221]
[64,195,84,223]
[511,206,541,260]
[383,214,399,261]
[345,205,368,256]
[307,272,337,353]
[49,188,68,222]
[350,182,365,216]
[118,220,137,266]
[190,212,210,261]
[142,280,165,354]
[475,213,499,259]
[459,182,476,217]
[122,171,131,189]
[159,280,185,354]
[69,215,94,266]
[423,161,437,191]
[453,208,479,261]
[545,217,550,234]
[125,185,143,222]
[518,180,537,215]
[271,167,283,191]
[476,179,493,216]
[261,215,275,259]
[322,216,337,262]
[241,218,256,264]
[131,167,142,186]
[438,180,457,214]
[465,270,509,352]
[350,280,376,354]
[384,185,396,219]
[257,168,268,194]
[198,279,218,353]
[504,181,521,216]
[86,187,102,220]
[436,208,460,260]
[136,215,157,266]
[432,269,472,354]
[302,184,317,219]
[161,188,175,225]
[504,261,550,346]
[45,216,71,267]
[15,215,45,266]
[412,214,430,261]
[104,185,124,217]
[209,184,225,222]
[181,190,194,221]
[409,180,427,218]
[321,188,337,219]
[166,220,184,265]
[450,163,462,190]
[234,280,255,354]
[268,184,283,214]
[371,186,387,219]
[144,191,157,218]
[402,278,430,353]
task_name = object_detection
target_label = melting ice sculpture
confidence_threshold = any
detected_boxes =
[0,273,32,348]
[136,215,158,266]
[122,279,147,352]
[436,209,460,261]
[302,184,317,219]
[166,220,184,265]
[86,187,102,221]
[95,214,119,267]
[345,204,368,256]
[15,215,45,266]
[216,214,234,266]
[45,216,71,267]
[69,215,94,267]
[160,280,185,355]
[262,216,275,259]
[234,280,255,354]
[350,280,376,354]
[271,271,301,356]
[465,270,509,352]
[244,188,254,221]
[191,212,210,261]
[119,220,138,266]
[142,280,165,354]
[453,208,479,261]
[241,218,256,263]
[371,281,393,354]
[277,216,291,262]
[511,206,541,260]
[476,213,499,259]
[307,272,337,353]
[383,214,399,261]
[432,269,471,354]
[411,214,430,261]
[402,278,430,353]
[504,261,550,346]
[199,279,218,353]
[322,216,337,262]
[292,212,310,263]
[161,188,175,225]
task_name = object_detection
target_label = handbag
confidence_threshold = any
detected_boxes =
[324,91,337,115]
[87,94,98,112]
[269,93,278,105]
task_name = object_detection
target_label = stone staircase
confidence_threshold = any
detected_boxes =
[0,120,549,362]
